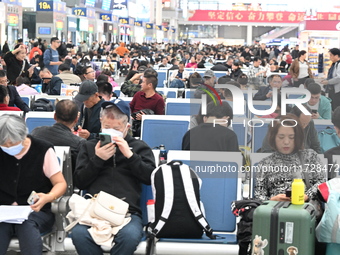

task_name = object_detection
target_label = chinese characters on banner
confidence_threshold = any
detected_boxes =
[188,10,340,23]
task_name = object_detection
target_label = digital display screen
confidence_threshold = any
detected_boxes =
[39,27,51,35]
[102,0,111,11]
[85,0,95,7]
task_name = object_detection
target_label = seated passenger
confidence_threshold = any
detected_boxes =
[120,70,142,97]
[254,114,324,201]
[0,70,30,112]
[0,114,67,254]
[169,61,190,88]
[39,67,63,95]
[260,105,321,153]
[305,82,332,119]
[31,99,86,172]
[0,85,21,111]
[97,81,114,101]
[55,63,82,85]
[182,101,239,151]
[72,99,156,255]
[15,76,39,96]
[253,74,282,101]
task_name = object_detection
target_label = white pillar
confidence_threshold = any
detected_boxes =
[247,25,253,45]
[156,0,162,25]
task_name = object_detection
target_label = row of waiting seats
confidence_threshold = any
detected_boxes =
[2,109,335,154]
[9,145,339,254]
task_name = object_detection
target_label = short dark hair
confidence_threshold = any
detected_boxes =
[55,99,78,124]
[15,76,31,86]
[268,74,282,83]
[145,76,158,90]
[179,61,185,65]
[268,114,304,153]
[144,68,158,78]
[58,63,71,72]
[0,70,7,78]
[298,50,307,58]
[304,78,314,87]
[253,56,261,62]
[51,37,59,43]
[83,66,93,75]
[97,74,110,83]
[329,48,340,57]
[33,42,39,47]
[307,82,321,95]
[237,74,248,85]
[206,101,233,121]
[0,85,8,103]
[332,106,340,129]
[97,81,113,97]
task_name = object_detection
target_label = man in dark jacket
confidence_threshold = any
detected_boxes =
[72,98,156,255]
[253,74,282,100]
[75,80,104,140]
[31,99,86,172]
[39,68,63,95]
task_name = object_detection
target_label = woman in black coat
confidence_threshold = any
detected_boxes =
[4,44,34,85]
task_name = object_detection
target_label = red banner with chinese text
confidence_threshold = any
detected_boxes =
[187,10,340,23]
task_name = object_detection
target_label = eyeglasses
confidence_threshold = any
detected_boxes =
[53,41,61,44]
[85,70,95,74]
[0,78,9,84]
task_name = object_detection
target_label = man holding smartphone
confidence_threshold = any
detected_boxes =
[72,98,156,255]
[305,82,332,119]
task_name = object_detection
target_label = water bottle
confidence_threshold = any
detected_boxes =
[147,199,155,223]
[291,179,305,205]
[159,144,167,165]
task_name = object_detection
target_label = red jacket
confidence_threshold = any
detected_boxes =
[0,104,21,111]
[29,47,43,60]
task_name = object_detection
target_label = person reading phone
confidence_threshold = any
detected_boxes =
[305,82,332,119]
[72,98,156,255]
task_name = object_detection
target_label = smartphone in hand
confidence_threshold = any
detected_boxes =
[27,191,39,205]
[99,133,112,147]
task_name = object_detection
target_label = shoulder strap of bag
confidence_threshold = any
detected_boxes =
[18,60,26,77]
[64,194,93,232]
[179,163,216,239]
[298,151,311,190]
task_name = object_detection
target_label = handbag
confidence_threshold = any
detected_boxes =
[89,191,129,227]
[65,191,129,232]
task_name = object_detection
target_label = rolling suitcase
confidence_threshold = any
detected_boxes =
[252,201,315,255]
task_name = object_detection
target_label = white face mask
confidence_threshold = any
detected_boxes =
[101,128,124,142]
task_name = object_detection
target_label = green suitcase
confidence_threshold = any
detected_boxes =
[252,201,316,255]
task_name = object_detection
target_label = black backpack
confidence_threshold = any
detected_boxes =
[148,160,215,239]
[31,98,54,111]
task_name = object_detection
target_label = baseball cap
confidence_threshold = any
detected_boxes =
[74,80,98,102]
[203,70,215,78]
[101,98,131,121]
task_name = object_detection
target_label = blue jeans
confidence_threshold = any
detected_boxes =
[0,209,55,255]
[170,78,185,88]
[72,214,143,255]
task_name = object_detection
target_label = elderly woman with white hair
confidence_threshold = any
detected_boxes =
[0,114,67,254]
